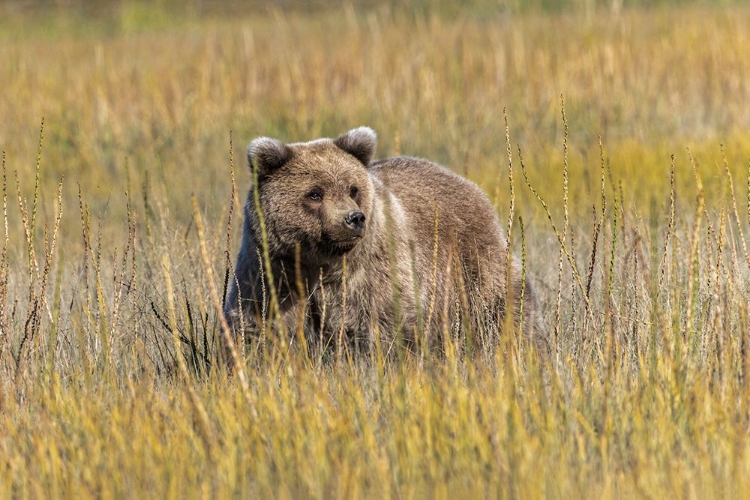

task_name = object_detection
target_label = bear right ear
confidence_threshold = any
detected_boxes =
[333,127,377,166]
[247,137,292,175]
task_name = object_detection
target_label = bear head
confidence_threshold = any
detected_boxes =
[246,127,377,263]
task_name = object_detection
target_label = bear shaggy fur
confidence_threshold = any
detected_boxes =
[224,127,542,359]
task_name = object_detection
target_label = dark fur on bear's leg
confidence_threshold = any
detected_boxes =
[222,127,544,367]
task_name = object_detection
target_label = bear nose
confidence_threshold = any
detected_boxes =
[344,211,366,232]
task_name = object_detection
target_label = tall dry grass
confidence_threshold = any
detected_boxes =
[1,1,750,497]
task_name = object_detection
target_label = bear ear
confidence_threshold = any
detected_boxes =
[333,127,377,166]
[247,137,292,175]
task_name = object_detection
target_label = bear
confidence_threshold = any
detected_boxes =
[223,127,543,363]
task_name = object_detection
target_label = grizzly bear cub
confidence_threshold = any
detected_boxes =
[223,127,542,361]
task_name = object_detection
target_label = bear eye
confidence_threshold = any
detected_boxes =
[307,189,324,201]
[349,186,359,198]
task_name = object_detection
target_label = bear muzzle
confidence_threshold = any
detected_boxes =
[317,211,367,256]
[344,211,366,234]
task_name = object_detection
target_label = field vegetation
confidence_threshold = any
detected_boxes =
[2,0,750,497]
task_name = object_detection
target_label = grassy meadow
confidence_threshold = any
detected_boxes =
[2,0,750,497]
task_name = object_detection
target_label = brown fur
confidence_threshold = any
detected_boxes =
[223,127,544,362]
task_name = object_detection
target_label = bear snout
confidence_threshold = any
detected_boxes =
[344,211,366,233]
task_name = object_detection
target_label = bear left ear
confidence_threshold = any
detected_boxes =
[333,127,377,166]
[247,137,292,176]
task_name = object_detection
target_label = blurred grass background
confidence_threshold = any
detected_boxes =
[3,0,750,233]
[2,0,750,497]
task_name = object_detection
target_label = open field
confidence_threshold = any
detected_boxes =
[2,1,750,497]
